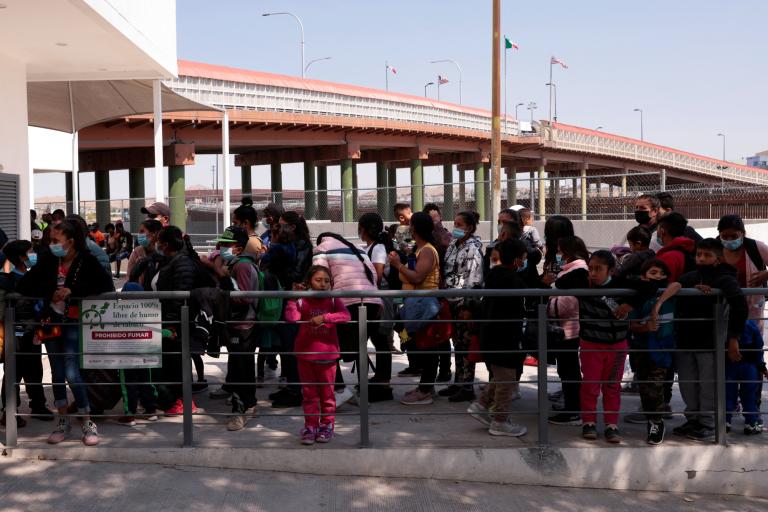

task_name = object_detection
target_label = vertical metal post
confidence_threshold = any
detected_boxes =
[536,303,549,445]
[714,300,727,446]
[4,306,17,447]
[660,168,667,192]
[180,305,194,447]
[580,165,588,221]
[357,304,369,448]
[153,79,164,204]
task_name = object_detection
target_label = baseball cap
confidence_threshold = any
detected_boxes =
[214,226,248,247]
[141,202,171,218]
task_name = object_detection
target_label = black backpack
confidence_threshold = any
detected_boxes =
[745,238,766,272]
[368,243,403,290]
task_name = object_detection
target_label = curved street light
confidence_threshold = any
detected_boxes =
[424,81,435,98]
[430,59,462,104]
[514,102,524,119]
[527,101,537,123]
[545,82,557,121]
[633,108,644,141]
[305,56,332,75]
[262,12,305,78]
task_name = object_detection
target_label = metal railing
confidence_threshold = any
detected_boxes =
[3,287,766,449]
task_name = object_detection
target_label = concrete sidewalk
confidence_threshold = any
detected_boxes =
[1,458,766,512]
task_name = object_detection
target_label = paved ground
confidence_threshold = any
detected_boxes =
[0,457,765,512]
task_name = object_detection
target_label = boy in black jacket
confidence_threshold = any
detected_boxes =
[652,238,748,442]
[467,239,528,438]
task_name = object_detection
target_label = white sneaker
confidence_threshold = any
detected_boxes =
[335,388,355,408]
[467,401,491,426]
[82,420,100,446]
[489,419,527,437]
[47,417,72,444]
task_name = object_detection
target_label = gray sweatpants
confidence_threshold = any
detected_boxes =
[675,351,715,429]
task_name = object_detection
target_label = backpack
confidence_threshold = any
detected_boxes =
[255,269,283,322]
[367,243,403,290]
[745,238,766,272]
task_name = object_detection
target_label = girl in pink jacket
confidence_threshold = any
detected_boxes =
[285,265,351,445]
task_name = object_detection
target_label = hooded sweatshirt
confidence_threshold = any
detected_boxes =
[656,236,696,282]
[550,259,589,340]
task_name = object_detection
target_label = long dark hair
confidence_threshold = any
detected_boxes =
[358,212,394,253]
[410,211,437,246]
[53,220,86,253]
[316,232,375,285]
[544,215,574,264]
[281,211,311,246]
[558,236,589,262]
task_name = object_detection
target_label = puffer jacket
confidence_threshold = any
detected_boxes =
[549,259,589,339]
[156,251,197,333]
[289,239,313,287]
[443,235,484,292]
[312,235,382,307]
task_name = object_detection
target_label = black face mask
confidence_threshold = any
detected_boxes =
[634,210,651,225]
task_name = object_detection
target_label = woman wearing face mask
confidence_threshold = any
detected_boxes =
[439,211,485,403]
[127,219,164,289]
[542,215,575,286]
[19,220,114,446]
[233,198,266,259]
[718,214,768,329]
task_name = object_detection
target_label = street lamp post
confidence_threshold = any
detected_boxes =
[633,108,644,141]
[262,12,305,78]
[515,102,524,119]
[430,59,462,104]
[718,132,726,189]
[304,56,331,75]
[424,81,435,98]
[527,101,537,123]
[595,126,604,131]
[545,82,557,121]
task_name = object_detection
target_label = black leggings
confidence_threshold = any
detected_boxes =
[553,337,581,413]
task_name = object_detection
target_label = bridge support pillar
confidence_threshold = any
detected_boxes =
[411,159,424,212]
[168,165,186,233]
[387,166,397,220]
[458,169,466,211]
[507,167,517,207]
[442,164,454,219]
[537,163,546,220]
[660,168,666,192]
[341,159,354,222]
[317,165,329,219]
[95,170,111,229]
[270,163,283,205]
[65,172,74,215]
[377,162,389,220]
[552,170,561,214]
[128,167,145,232]
[303,162,317,220]
[241,165,252,198]
[580,164,588,221]
[474,162,486,220]
[352,162,359,219]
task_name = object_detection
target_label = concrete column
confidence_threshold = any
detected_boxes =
[303,161,317,219]
[410,159,424,212]
[352,162,359,219]
[660,168,667,192]
[580,165,588,221]
[128,167,145,232]
[65,172,74,215]
[572,179,578,198]
[168,165,186,232]
[474,162,486,220]
[241,165,252,198]
[270,163,283,205]
[538,163,547,220]
[387,166,398,219]
[341,159,354,222]
[376,161,389,220]
[552,170,561,214]
[458,169,466,211]
[529,172,535,216]
[95,170,111,228]
[317,165,329,219]
[442,164,454,219]
[507,167,517,207]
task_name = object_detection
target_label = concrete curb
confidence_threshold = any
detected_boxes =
[5,445,767,497]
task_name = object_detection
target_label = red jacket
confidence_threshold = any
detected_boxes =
[285,297,351,361]
[656,237,696,282]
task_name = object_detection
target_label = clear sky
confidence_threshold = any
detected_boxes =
[36,0,768,201]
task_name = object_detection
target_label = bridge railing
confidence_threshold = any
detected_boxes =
[166,75,523,136]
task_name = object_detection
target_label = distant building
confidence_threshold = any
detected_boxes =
[747,151,768,169]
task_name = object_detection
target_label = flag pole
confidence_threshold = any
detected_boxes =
[437,76,440,101]
[504,39,507,132]
[548,57,553,128]
[490,0,502,236]
[385,60,389,91]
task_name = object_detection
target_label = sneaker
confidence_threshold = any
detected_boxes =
[467,401,491,426]
[209,388,231,400]
[334,388,355,408]
[269,387,294,402]
[548,413,582,426]
[400,388,434,405]
[672,419,700,437]
[301,427,317,445]
[82,420,100,446]
[582,423,598,440]
[647,421,665,445]
[437,384,461,397]
[523,356,538,367]
[47,417,72,444]
[436,371,452,383]
[605,426,622,444]
[397,367,422,377]
[687,425,715,443]
[744,423,763,436]
[316,424,334,443]
[548,389,563,402]
[192,380,209,394]
[368,385,394,403]
[624,412,647,424]
[29,407,54,421]
[448,388,476,403]
[117,415,136,427]
[144,413,159,422]
[510,390,522,401]
[164,399,199,416]
[488,419,527,437]
[227,406,257,432]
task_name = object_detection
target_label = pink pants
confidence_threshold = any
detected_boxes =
[579,339,628,426]
[297,360,337,429]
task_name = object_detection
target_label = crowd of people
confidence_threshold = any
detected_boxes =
[1,192,766,447]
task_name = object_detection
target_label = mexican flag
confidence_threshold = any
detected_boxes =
[505,37,519,50]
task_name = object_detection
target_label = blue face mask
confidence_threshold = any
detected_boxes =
[261,219,270,229]
[603,276,612,286]
[516,259,528,273]
[137,234,150,248]
[26,253,37,267]
[721,237,744,251]
[50,244,68,258]
[555,254,564,266]
[656,235,663,246]
[452,228,466,239]
[220,247,236,262]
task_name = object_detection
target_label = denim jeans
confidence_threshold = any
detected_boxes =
[400,297,440,336]
[45,324,90,413]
